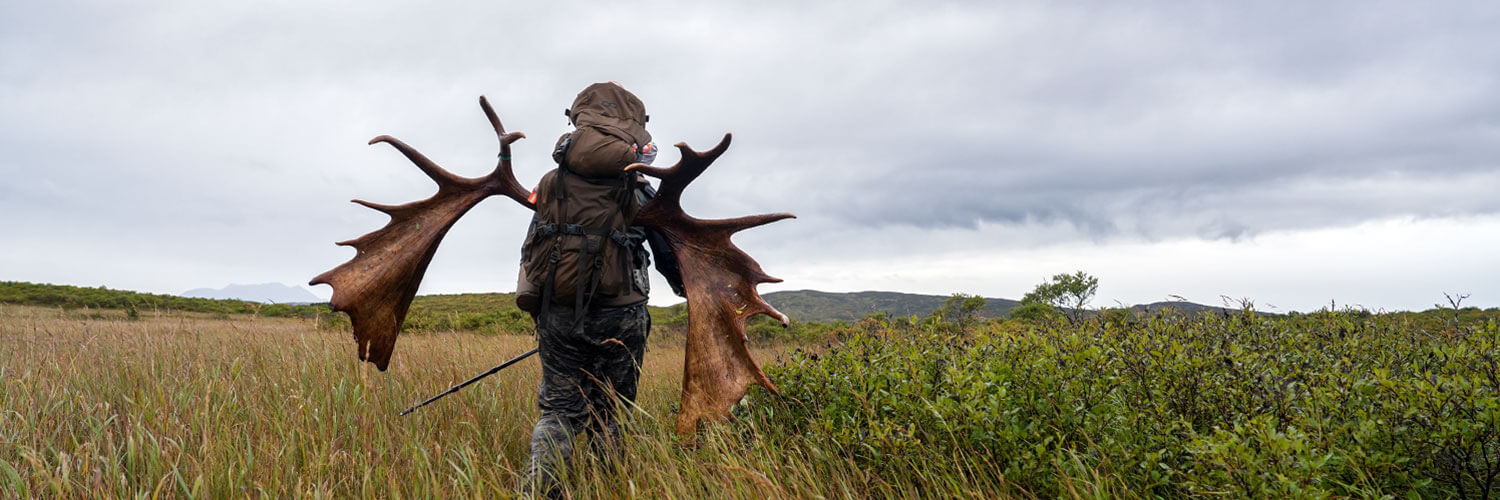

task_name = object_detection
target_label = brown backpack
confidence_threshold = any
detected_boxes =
[514,169,645,316]
[558,82,652,178]
[515,83,651,317]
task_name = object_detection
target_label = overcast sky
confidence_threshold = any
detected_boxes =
[3,1,1498,313]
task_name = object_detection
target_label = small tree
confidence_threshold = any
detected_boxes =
[931,293,986,330]
[1017,271,1099,324]
[1008,301,1059,323]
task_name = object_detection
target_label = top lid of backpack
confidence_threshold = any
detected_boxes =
[567,82,651,145]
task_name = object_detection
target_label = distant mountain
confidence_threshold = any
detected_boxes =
[763,290,1020,323]
[182,283,322,304]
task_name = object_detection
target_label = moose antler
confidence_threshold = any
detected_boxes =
[309,96,532,370]
[627,134,796,434]
[312,99,794,434]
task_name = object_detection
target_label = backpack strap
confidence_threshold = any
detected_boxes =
[536,246,562,330]
[532,155,645,320]
[533,221,635,320]
[533,223,625,241]
[576,249,605,323]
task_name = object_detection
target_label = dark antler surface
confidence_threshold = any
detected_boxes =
[310,96,532,370]
[627,134,795,434]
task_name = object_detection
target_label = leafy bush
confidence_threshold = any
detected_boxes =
[747,306,1500,498]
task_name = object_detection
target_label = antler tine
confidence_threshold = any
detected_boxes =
[479,95,527,152]
[349,198,405,216]
[626,133,733,205]
[478,95,534,208]
[628,133,795,240]
[701,212,798,235]
[368,135,475,189]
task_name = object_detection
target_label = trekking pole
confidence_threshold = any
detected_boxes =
[399,347,539,416]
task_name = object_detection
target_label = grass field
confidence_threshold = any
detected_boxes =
[7,302,1496,498]
[0,304,1008,499]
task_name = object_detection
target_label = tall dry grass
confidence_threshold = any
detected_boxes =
[0,304,1009,499]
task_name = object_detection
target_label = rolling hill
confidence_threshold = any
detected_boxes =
[4,280,1247,326]
[762,290,1020,323]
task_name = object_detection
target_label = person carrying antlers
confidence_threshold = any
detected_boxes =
[514,82,683,497]
[311,81,791,500]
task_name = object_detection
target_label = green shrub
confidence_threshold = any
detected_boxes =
[747,307,1500,498]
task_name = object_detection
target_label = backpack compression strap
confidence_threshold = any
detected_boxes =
[536,166,641,327]
[533,223,635,323]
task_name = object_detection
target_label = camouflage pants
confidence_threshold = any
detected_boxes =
[522,303,649,498]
